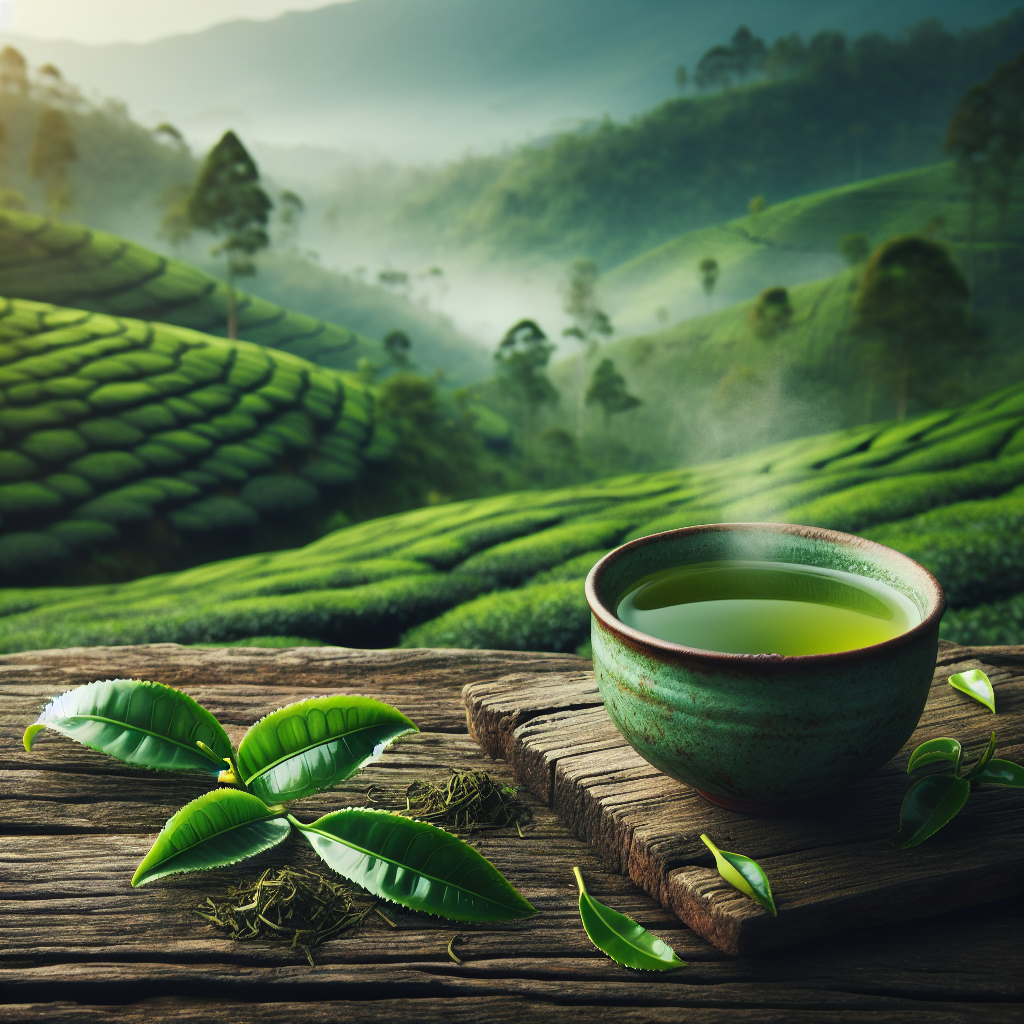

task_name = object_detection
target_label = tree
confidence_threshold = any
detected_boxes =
[30,108,76,217]
[187,130,272,340]
[749,287,793,339]
[383,330,412,368]
[945,52,1024,264]
[698,257,720,305]
[494,319,558,448]
[695,45,736,91]
[852,235,970,421]
[586,358,641,427]
[561,257,613,441]
[153,123,187,149]
[0,47,27,94]
[838,233,870,266]
[276,189,305,249]
[730,26,766,79]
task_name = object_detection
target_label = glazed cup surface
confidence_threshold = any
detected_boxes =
[585,523,944,812]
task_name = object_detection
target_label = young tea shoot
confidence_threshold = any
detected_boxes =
[700,834,777,916]
[893,731,1024,848]
[572,866,685,971]
[947,670,996,713]
[24,679,536,925]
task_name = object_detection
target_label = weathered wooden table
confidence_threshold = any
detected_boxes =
[2,642,1022,1023]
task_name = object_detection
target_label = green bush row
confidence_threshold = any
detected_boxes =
[939,592,1024,646]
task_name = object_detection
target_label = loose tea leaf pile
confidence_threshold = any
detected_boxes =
[401,769,532,834]
[197,866,375,966]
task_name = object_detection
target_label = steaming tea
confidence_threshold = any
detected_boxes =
[616,560,920,655]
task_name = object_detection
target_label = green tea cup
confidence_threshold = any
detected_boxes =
[585,523,945,814]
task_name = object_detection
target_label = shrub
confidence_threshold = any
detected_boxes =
[939,593,1024,646]
[401,580,589,653]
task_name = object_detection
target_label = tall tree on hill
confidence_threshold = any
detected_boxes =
[30,108,76,217]
[946,50,1024,278]
[495,319,558,452]
[187,130,272,340]
[852,235,970,421]
[0,47,27,94]
[562,258,613,442]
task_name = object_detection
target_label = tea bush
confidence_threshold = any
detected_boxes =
[1,381,1022,652]
[865,485,1024,606]
[940,593,1024,646]
[0,298,395,583]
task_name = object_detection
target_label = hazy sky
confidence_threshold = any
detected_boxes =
[0,0,356,44]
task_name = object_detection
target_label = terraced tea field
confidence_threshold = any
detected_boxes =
[0,210,375,369]
[1,380,1020,653]
[0,298,395,584]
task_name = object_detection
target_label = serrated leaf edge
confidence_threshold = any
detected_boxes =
[23,679,230,770]
[573,866,684,971]
[290,807,535,920]
[238,693,419,785]
[132,789,289,887]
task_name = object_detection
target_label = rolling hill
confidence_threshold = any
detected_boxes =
[1,380,1020,653]
[0,210,491,382]
[0,296,396,584]
[15,0,1016,161]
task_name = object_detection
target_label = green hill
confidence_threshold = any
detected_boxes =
[603,163,1016,336]
[0,210,381,370]
[531,162,1024,472]
[1,381,1020,653]
[392,13,1024,265]
[0,297,398,585]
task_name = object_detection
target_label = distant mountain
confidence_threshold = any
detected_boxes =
[12,0,1023,160]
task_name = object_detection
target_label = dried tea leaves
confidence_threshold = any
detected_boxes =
[399,769,532,835]
[197,865,375,966]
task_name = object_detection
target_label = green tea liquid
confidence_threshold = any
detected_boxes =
[616,560,920,655]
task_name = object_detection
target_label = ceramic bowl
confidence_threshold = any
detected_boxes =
[585,523,944,814]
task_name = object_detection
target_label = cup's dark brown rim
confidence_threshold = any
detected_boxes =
[585,522,946,667]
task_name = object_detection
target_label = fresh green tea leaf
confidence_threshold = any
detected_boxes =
[968,759,1024,788]
[23,679,233,774]
[906,737,963,774]
[892,774,971,849]
[961,731,997,780]
[572,866,684,971]
[132,789,290,887]
[948,670,995,713]
[237,695,418,803]
[290,808,535,922]
[700,834,776,916]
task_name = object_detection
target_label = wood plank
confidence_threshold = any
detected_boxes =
[1,643,1021,1022]
[463,642,1024,956]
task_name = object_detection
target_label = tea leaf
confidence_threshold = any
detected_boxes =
[572,866,685,971]
[948,670,995,713]
[968,759,1024,788]
[400,769,532,834]
[290,808,536,922]
[700,834,777,916]
[133,789,290,887]
[906,737,962,774]
[237,695,418,803]
[23,679,233,774]
[891,774,970,849]
[961,731,997,780]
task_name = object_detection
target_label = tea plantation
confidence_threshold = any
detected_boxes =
[0,297,398,584]
[0,210,377,370]
[0,379,1020,653]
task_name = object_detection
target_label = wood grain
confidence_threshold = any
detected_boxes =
[464,642,1024,955]
[1,642,1021,1023]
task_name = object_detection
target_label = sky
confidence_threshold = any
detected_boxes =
[0,0,354,44]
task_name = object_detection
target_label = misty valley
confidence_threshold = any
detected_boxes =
[0,3,1022,654]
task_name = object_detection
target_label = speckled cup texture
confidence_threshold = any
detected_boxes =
[585,524,945,814]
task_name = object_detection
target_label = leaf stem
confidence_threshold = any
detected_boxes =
[572,865,586,895]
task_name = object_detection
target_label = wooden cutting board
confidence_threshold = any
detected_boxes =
[463,641,1024,956]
